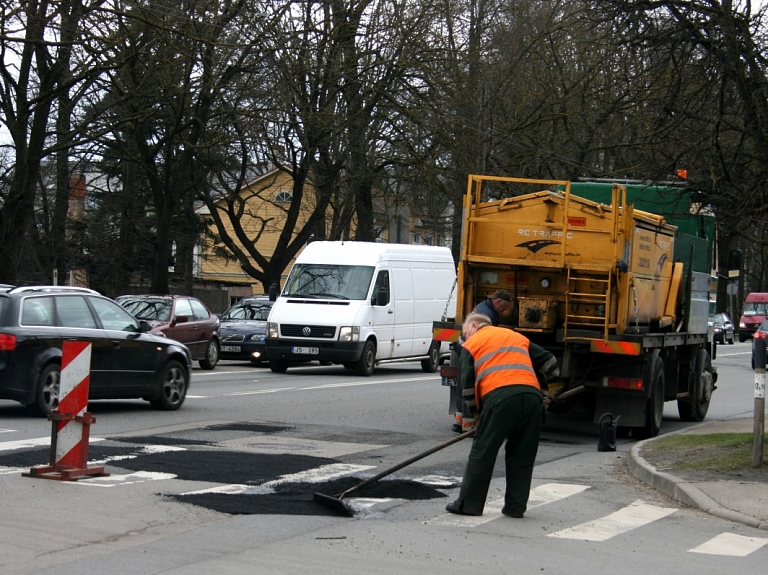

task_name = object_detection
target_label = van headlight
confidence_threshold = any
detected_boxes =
[339,326,360,342]
[267,322,279,338]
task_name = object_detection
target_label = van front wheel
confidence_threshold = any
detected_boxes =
[421,341,440,373]
[355,340,376,376]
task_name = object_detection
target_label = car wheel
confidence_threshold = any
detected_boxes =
[728,334,735,345]
[199,338,219,370]
[421,341,440,373]
[354,340,376,376]
[150,360,188,411]
[31,363,60,416]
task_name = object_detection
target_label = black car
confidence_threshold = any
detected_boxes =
[219,296,273,364]
[0,286,192,416]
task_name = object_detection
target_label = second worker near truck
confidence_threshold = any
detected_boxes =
[445,312,560,518]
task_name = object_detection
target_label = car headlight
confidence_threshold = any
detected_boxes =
[267,322,278,338]
[339,326,360,342]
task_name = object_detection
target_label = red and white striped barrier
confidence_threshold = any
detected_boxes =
[24,341,109,481]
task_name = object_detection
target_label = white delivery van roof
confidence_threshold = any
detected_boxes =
[295,241,454,266]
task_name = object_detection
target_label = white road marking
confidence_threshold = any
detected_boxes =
[0,428,15,433]
[70,471,177,487]
[188,375,439,400]
[427,482,590,527]
[0,436,104,452]
[225,388,296,396]
[346,497,397,510]
[689,532,768,556]
[298,376,438,391]
[411,475,461,488]
[527,482,591,508]
[547,500,677,541]
[181,463,375,495]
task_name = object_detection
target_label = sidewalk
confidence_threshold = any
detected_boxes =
[628,418,768,530]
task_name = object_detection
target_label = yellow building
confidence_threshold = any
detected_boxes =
[195,167,319,294]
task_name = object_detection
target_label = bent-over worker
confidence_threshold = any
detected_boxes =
[445,312,559,517]
[453,289,513,433]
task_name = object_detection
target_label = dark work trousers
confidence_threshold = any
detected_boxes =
[452,385,542,515]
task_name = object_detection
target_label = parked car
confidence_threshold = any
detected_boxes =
[218,296,274,364]
[0,286,192,416]
[116,294,221,369]
[708,312,735,345]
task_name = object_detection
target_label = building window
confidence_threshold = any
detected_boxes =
[275,190,293,203]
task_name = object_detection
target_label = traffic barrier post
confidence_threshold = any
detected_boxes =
[23,341,109,481]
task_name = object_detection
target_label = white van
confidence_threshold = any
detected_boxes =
[265,241,457,375]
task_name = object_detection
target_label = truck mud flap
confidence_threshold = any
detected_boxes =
[593,392,646,428]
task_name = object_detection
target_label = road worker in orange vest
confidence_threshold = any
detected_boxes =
[452,289,513,433]
[445,312,560,517]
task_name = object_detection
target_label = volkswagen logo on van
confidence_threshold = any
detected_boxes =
[302,326,311,336]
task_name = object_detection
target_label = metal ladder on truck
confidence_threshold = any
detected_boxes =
[563,266,614,342]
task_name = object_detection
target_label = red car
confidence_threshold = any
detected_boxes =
[117,295,220,369]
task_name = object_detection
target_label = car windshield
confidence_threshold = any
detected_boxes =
[119,298,172,321]
[743,302,768,315]
[221,301,271,321]
[283,264,375,300]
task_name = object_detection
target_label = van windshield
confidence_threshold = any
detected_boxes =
[743,301,768,315]
[283,264,375,300]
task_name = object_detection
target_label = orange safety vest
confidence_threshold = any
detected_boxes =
[462,326,540,406]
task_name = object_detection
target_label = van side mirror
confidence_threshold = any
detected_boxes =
[372,286,389,306]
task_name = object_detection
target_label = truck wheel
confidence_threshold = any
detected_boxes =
[633,354,664,439]
[269,360,288,373]
[421,341,440,373]
[354,340,376,376]
[150,360,188,411]
[677,349,713,422]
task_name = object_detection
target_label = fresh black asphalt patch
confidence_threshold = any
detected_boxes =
[3,444,448,517]
[172,476,447,517]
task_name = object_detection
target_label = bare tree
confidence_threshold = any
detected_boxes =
[0,0,105,284]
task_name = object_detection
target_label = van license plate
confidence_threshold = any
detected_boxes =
[292,346,319,355]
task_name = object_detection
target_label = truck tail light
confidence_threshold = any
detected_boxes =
[603,376,643,391]
[440,365,458,378]
[0,333,16,351]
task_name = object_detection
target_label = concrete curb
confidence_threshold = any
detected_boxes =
[629,436,768,531]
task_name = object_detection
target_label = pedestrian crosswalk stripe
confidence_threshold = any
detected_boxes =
[426,482,590,527]
[547,499,677,541]
[527,482,591,508]
[689,532,768,556]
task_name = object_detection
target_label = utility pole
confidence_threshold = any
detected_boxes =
[754,339,765,468]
